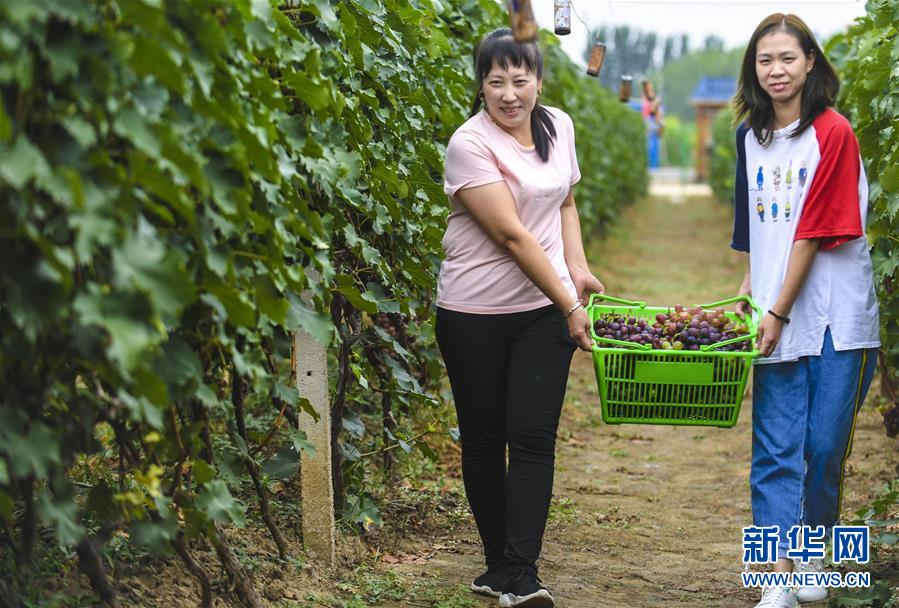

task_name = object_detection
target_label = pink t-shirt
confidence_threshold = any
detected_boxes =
[437,107,580,314]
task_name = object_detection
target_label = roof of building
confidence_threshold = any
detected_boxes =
[690,76,737,104]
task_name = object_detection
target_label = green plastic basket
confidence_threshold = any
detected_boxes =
[587,293,762,428]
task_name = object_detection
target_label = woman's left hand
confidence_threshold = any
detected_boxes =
[756,313,785,356]
[569,266,605,304]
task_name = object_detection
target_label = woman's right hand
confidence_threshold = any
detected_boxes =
[735,296,752,319]
[566,306,593,351]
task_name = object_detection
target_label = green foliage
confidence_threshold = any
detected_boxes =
[0,0,647,601]
[850,479,899,547]
[710,105,736,204]
[831,582,897,608]
[827,0,899,435]
[661,116,696,168]
[333,563,478,608]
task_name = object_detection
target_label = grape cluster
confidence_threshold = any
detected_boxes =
[373,313,398,337]
[883,403,899,439]
[593,305,752,352]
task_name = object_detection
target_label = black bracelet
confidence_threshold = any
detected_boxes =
[767,309,790,324]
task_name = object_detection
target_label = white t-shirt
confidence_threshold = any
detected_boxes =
[438,107,580,314]
[731,108,880,363]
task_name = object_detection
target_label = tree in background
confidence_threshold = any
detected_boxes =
[702,34,726,52]
[652,47,744,120]
[661,115,697,168]
[584,25,688,89]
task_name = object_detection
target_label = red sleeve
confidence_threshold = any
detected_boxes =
[794,111,864,251]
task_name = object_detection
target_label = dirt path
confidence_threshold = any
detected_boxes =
[369,182,898,608]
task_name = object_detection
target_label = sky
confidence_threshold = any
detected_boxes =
[531,0,868,65]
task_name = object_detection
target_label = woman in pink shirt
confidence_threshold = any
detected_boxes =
[436,28,604,608]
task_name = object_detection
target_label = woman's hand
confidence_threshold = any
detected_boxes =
[566,306,593,351]
[569,266,605,304]
[566,266,603,351]
[735,267,752,319]
[756,313,785,356]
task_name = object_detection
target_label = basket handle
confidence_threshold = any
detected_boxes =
[588,293,650,351]
[699,333,755,352]
[592,335,652,351]
[698,295,761,353]
[697,294,763,322]
[587,293,647,308]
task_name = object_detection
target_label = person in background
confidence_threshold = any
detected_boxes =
[436,27,604,608]
[730,13,880,608]
[641,79,664,168]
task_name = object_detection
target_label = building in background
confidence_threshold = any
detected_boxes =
[691,77,736,181]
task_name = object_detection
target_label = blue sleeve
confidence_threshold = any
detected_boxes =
[731,123,750,252]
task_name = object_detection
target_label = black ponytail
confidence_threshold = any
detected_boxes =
[530,105,556,162]
[470,28,557,162]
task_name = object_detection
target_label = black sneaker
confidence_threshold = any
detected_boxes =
[498,570,554,608]
[470,563,510,598]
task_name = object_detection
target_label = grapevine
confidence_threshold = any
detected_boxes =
[0,0,646,604]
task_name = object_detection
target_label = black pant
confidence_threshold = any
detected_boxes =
[436,305,576,574]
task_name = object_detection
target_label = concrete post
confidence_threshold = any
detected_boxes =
[294,272,335,566]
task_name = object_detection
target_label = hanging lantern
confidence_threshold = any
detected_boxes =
[554,0,571,35]
[619,75,633,102]
[507,0,538,42]
[586,42,606,77]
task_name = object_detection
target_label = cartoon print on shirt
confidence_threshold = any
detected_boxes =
[731,110,879,365]
[756,166,764,191]
[772,166,782,192]
[756,197,765,222]
[785,160,793,190]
